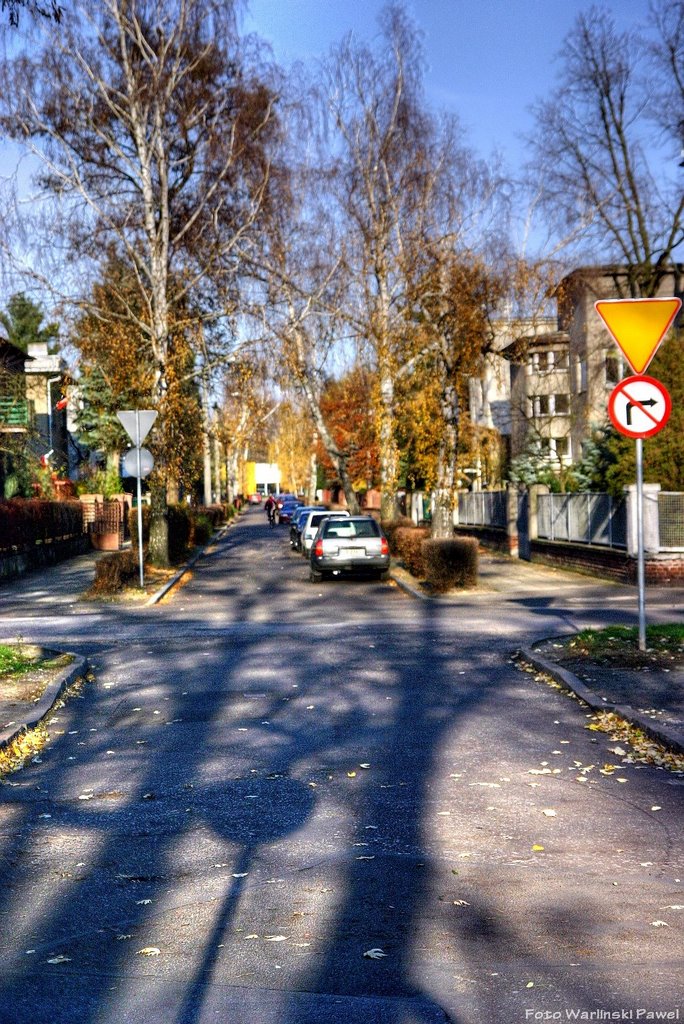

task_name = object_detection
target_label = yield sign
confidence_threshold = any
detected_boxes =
[116,409,158,447]
[608,374,671,439]
[595,297,681,374]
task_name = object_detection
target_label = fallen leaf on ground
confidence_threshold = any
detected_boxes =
[137,947,161,956]
[542,809,557,817]
[47,955,71,964]
[363,948,387,959]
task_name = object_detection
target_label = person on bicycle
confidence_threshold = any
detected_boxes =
[265,494,277,525]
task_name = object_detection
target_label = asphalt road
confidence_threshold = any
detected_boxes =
[0,509,682,1024]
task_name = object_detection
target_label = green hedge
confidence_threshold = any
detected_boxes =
[192,514,213,546]
[0,498,84,551]
[422,537,479,592]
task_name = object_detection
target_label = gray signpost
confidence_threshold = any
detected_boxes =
[117,410,158,588]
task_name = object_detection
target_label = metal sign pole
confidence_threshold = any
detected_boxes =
[635,437,646,651]
[135,411,144,589]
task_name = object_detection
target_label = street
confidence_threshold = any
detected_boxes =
[0,509,682,1024]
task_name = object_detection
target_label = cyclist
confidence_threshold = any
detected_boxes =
[264,494,277,526]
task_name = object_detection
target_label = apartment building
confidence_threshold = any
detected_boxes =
[469,265,682,481]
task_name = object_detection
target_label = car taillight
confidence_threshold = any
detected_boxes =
[314,538,324,557]
[381,537,389,555]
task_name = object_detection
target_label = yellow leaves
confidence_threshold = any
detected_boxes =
[532,845,545,852]
[137,947,161,956]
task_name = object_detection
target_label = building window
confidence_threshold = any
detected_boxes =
[554,436,570,459]
[577,359,587,393]
[605,352,625,385]
[533,394,551,416]
[554,393,570,414]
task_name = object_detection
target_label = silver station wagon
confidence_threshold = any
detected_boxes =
[309,515,390,583]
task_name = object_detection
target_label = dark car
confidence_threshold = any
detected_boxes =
[309,515,390,582]
[289,505,324,550]
[277,498,301,525]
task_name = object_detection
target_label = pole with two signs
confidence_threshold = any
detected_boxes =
[595,297,681,650]
[116,410,158,588]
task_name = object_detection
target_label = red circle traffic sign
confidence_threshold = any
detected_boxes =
[607,375,671,439]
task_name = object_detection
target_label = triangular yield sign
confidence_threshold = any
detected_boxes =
[594,297,681,374]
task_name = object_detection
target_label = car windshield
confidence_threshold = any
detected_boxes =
[322,519,380,539]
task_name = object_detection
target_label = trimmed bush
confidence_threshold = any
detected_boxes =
[192,514,213,546]
[195,504,225,528]
[128,504,151,548]
[395,525,430,577]
[422,537,479,592]
[90,549,138,594]
[167,503,193,563]
[0,498,84,551]
[380,516,416,555]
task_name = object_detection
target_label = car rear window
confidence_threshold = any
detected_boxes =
[323,519,380,539]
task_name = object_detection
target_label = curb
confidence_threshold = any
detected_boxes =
[145,520,235,606]
[389,567,429,600]
[0,649,88,754]
[520,645,684,755]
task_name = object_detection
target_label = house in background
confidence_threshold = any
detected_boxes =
[0,336,73,496]
[469,265,683,482]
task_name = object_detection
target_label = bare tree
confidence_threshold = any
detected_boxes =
[322,5,499,520]
[0,0,278,562]
[529,4,684,297]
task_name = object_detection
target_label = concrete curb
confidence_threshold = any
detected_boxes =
[389,567,429,600]
[520,645,684,756]
[145,519,236,606]
[0,648,88,753]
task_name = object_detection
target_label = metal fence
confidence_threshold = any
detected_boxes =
[537,492,627,549]
[458,490,507,528]
[658,492,684,550]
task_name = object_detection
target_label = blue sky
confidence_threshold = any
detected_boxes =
[242,0,653,172]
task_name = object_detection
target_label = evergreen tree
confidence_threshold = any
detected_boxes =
[0,293,59,353]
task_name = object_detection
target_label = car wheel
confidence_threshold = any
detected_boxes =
[379,569,390,582]
[309,569,323,583]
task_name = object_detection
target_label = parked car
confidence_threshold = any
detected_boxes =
[248,493,262,504]
[277,498,301,525]
[309,515,390,582]
[290,505,326,550]
[300,509,350,556]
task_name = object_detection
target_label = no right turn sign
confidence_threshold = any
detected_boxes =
[607,375,672,439]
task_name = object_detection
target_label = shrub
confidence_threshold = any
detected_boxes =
[167,503,193,563]
[422,537,479,592]
[90,550,138,594]
[380,516,415,555]
[395,525,430,577]
[192,514,213,546]
[195,504,225,528]
[128,504,151,548]
[0,498,84,551]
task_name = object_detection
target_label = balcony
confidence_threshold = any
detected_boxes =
[0,397,30,429]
